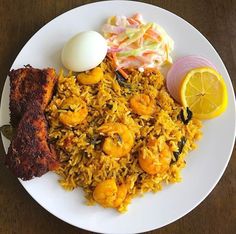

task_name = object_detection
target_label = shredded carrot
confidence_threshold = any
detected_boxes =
[112,53,118,65]
[107,54,114,65]
[131,14,142,25]
[117,68,129,79]
[107,53,129,79]
[127,18,138,25]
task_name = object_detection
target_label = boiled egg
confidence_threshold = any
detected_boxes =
[61,31,107,72]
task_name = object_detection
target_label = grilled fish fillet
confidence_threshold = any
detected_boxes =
[9,66,57,127]
[5,106,59,180]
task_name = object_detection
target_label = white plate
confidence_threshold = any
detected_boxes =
[1,1,236,233]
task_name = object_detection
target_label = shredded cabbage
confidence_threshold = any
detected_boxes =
[102,13,174,70]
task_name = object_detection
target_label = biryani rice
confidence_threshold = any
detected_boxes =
[46,59,202,212]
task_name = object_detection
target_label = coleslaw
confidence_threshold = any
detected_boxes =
[102,13,174,71]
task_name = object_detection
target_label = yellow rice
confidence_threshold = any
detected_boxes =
[46,60,202,212]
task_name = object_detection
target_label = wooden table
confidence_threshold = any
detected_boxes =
[0,1,235,233]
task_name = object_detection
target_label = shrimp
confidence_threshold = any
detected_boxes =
[77,67,103,85]
[98,123,134,157]
[129,93,155,115]
[93,179,127,208]
[59,96,88,127]
[138,140,171,175]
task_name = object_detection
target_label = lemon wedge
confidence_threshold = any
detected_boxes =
[180,67,228,119]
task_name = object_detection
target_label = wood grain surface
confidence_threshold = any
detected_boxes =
[0,1,235,234]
